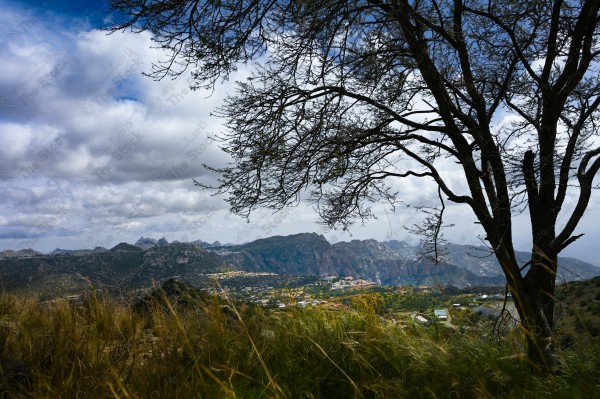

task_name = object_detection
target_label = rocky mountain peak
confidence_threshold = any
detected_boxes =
[110,242,143,252]
[134,237,158,249]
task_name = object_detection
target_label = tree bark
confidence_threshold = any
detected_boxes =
[521,245,557,371]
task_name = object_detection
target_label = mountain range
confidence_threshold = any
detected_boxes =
[211,233,599,287]
[0,242,231,298]
[1,233,599,298]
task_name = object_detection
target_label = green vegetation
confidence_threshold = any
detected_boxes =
[1,285,599,398]
[554,276,600,348]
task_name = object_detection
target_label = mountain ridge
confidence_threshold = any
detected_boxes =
[1,233,598,297]
[0,241,232,299]
[212,233,599,287]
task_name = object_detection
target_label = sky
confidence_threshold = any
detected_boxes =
[0,0,599,265]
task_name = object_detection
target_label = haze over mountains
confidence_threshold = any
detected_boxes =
[1,233,599,298]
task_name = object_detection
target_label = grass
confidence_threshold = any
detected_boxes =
[0,288,599,398]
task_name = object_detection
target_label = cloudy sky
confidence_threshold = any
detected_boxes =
[0,0,599,265]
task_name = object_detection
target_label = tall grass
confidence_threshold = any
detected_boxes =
[0,290,598,398]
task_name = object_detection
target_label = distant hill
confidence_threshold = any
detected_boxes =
[383,241,600,283]
[1,233,598,298]
[213,233,600,288]
[135,236,230,249]
[50,247,107,256]
[212,233,498,287]
[0,248,43,259]
[134,236,170,249]
[0,242,232,299]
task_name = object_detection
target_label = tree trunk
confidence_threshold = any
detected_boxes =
[493,244,557,373]
[518,248,558,373]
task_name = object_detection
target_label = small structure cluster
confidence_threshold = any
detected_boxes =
[331,276,377,290]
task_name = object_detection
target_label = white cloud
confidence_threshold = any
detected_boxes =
[0,1,598,267]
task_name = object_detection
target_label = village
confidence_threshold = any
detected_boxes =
[202,271,516,328]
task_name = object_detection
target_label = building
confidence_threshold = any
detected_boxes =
[434,309,448,320]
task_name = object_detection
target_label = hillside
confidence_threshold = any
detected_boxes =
[214,233,600,287]
[0,242,232,299]
[555,275,600,347]
[1,234,598,298]
[432,242,600,282]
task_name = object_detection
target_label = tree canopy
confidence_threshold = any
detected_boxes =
[108,0,600,371]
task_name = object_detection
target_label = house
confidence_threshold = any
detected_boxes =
[434,309,448,320]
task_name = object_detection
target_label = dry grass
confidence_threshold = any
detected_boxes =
[0,289,598,398]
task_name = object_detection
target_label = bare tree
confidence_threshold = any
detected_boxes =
[107,0,600,371]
